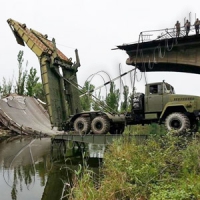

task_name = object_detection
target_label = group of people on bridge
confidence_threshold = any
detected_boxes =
[175,18,200,37]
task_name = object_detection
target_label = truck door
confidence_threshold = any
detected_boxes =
[145,84,163,113]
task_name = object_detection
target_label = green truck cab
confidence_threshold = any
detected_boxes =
[127,81,200,133]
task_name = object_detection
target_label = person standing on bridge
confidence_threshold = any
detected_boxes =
[175,21,180,37]
[185,20,190,36]
[194,18,200,35]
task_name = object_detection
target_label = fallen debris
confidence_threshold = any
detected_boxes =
[0,94,63,137]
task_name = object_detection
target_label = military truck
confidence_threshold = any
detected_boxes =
[126,81,199,133]
[7,19,200,135]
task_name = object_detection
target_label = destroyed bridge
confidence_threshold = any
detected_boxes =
[1,24,200,139]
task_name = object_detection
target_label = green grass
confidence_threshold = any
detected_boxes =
[68,131,200,200]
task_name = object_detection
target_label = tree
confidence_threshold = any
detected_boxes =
[0,51,40,98]
[105,82,120,112]
[1,77,13,96]
[16,51,27,95]
[92,90,105,111]
[32,82,45,101]
[120,85,129,112]
[80,81,95,111]
[26,67,39,96]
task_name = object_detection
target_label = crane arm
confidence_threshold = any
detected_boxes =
[7,18,72,64]
[7,18,82,130]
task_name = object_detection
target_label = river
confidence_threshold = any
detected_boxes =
[0,137,102,200]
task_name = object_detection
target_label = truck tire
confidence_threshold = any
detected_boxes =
[165,112,190,134]
[91,116,110,134]
[74,117,90,134]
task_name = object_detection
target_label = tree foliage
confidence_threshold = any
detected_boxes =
[120,85,129,112]
[105,82,120,112]
[26,67,39,96]
[80,81,95,111]
[16,50,27,95]
[92,90,105,111]
[1,77,13,96]
[15,50,41,97]
[32,82,45,101]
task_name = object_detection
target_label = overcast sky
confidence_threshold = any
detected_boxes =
[1,0,200,97]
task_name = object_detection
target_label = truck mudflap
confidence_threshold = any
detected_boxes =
[193,110,200,118]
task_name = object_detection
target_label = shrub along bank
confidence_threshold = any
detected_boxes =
[69,132,200,200]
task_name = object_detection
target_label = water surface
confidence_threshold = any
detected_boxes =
[0,137,102,200]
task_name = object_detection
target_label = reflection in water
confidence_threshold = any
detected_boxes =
[0,137,102,200]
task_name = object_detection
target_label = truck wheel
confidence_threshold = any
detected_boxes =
[165,112,190,134]
[91,116,110,134]
[74,117,90,134]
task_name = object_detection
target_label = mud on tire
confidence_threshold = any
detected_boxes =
[91,116,110,134]
[73,117,91,134]
[165,112,190,134]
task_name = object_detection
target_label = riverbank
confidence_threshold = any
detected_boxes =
[68,132,200,200]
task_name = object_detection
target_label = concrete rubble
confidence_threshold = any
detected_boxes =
[0,94,63,137]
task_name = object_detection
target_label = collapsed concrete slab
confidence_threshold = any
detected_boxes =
[0,95,63,136]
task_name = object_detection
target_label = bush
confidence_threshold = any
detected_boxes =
[69,133,200,200]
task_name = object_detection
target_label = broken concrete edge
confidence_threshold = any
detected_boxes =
[0,117,51,144]
[0,106,54,138]
[0,122,16,141]
[0,122,52,143]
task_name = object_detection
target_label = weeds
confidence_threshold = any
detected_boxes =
[69,132,200,199]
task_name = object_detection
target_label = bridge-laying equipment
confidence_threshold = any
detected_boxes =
[7,18,200,134]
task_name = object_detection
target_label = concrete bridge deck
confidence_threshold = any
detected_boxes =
[117,28,200,74]
[0,94,63,136]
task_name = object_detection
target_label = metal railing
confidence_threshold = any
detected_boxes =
[123,25,197,46]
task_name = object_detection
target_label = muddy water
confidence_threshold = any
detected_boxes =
[0,137,101,200]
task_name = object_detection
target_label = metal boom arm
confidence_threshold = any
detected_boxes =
[7,18,82,130]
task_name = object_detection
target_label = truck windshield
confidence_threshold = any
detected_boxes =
[165,83,175,94]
